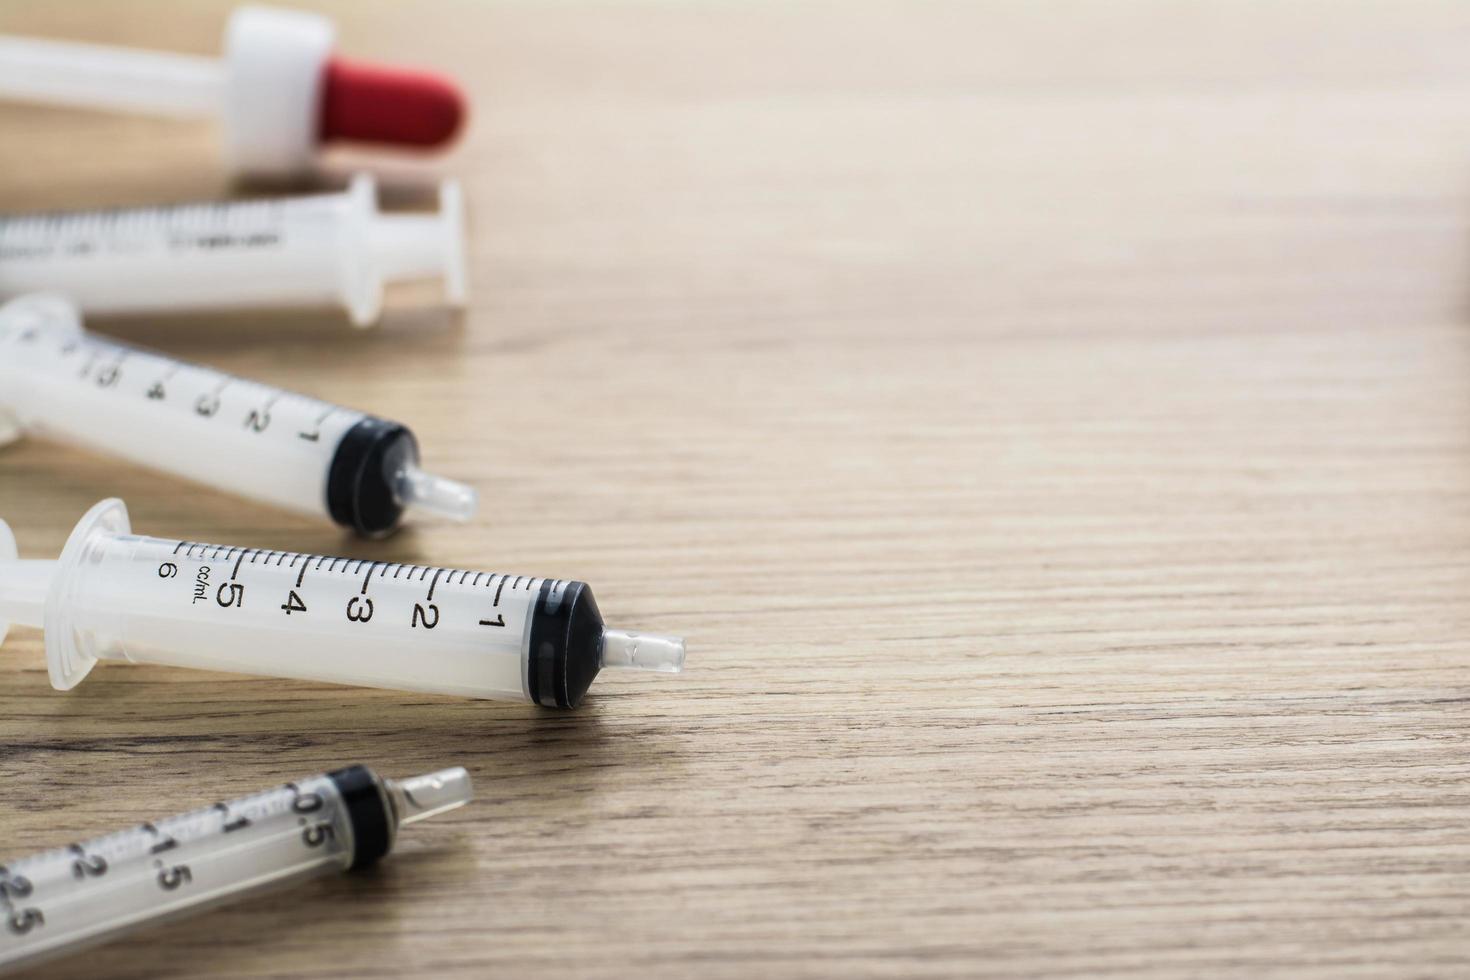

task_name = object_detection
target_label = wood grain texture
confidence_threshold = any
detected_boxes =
[2,0,1470,976]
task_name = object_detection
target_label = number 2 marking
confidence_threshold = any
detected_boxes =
[69,845,107,880]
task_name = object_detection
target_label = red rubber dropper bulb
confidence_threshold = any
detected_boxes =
[318,57,465,148]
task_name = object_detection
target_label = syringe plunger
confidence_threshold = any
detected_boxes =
[0,520,47,641]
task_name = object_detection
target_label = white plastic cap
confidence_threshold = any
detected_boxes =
[222,6,335,177]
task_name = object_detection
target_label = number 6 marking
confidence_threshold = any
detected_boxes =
[157,865,192,891]
[6,908,43,935]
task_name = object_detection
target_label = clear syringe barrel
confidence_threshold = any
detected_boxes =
[0,173,466,327]
[0,499,685,703]
[0,294,476,536]
[0,765,472,972]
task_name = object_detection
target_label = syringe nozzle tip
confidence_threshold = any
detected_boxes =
[600,629,686,674]
[395,466,478,522]
[386,766,473,828]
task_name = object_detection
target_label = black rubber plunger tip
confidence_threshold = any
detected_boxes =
[325,417,417,537]
[527,579,605,708]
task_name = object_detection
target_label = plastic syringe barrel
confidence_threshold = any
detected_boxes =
[0,499,684,701]
[0,765,471,972]
[0,174,466,327]
[0,295,472,537]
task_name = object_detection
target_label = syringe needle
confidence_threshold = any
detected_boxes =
[600,629,687,674]
[393,464,479,522]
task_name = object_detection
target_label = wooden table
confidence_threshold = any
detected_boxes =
[2,1,1469,976]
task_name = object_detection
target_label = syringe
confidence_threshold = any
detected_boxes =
[0,294,476,536]
[0,499,685,705]
[0,174,466,327]
[0,5,465,177]
[0,764,471,973]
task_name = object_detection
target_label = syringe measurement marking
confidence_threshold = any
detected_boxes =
[212,803,251,834]
[299,407,336,443]
[0,866,40,938]
[160,542,533,631]
[141,823,178,855]
[0,779,351,939]
[66,845,107,881]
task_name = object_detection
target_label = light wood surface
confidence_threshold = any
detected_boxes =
[3,1,1470,976]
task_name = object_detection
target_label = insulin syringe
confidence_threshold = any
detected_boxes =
[0,764,471,972]
[0,294,475,536]
[0,499,685,706]
[0,173,465,327]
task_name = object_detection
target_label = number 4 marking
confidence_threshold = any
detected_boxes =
[479,614,505,627]
[281,591,307,615]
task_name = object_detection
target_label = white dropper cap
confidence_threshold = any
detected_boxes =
[0,7,465,178]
